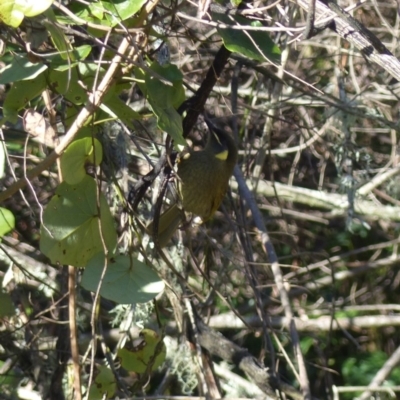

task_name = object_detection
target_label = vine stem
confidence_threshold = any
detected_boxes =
[68,266,81,400]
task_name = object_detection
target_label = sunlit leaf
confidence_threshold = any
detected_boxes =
[0,208,14,237]
[0,54,47,84]
[62,0,146,28]
[42,8,75,61]
[81,253,164,304]
[117,329,166,373]
[60,137,103,185]
[102,0,146,27]
[144,62,185,109]
[0,0,54,27]
[88,1,105,20]
[48,68,87,104]
[88,365,116,400]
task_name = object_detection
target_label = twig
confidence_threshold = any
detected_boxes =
[237,179,400,222]
[297,0,400,81]
[303,0,317,39]
[130,44,231,212]
[207,313,400,332]
[68,266,81,400]
[0,34,132,203]
[234,166,311,399]
[193,312,308,400]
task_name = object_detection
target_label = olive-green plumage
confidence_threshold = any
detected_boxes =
[178,125,237,219]
[151,124,237,247]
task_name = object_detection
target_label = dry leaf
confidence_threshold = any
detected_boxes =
[23,109,56,147]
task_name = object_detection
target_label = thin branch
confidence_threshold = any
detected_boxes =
[68,266,81,400]
[234,166,311,399]
[297,0,400,81]
[358,345,400,400]
[193,312,307,400]
[237,179,400,222]
[208,313,400,332]
[0,35,133,203]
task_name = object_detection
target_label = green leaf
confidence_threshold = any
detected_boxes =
[42,9,75,61]
[49,62,104,104]
[58,1,106,27]
[144,62,185,109]
[81,253,164,304]
[151,104,185,147]
[0,0,54,27]
[0,208,15,237]
[60,138,103,185]
[63,0,146,28]
[88,2,105,20]
[40,176,117,267]
[102,0,146,27]
[48,68,87,104]
[35,45,92,71]
[117,329,166,373]
[88,366,116,400]
[0,54,47,84]
[2,72,47,123]
[213,12,281,63]
[101,95,141,128]
[135,63,186,146]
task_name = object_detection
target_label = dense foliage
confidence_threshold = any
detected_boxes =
[1,0,400,399]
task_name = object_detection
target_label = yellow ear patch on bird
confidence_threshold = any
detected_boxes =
[215,150,228,160]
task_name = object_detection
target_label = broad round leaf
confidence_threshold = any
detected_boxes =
[88,365,116,400]
[117,329,166,373]
[0,54,47,84]
[40,176,117,267]
[48,68,87,104]
[0,0,54,27]
[81,253,164,304]
[60,137,103,185]
[0,208,15,237]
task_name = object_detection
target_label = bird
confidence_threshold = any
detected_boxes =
[149,119,238,247]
